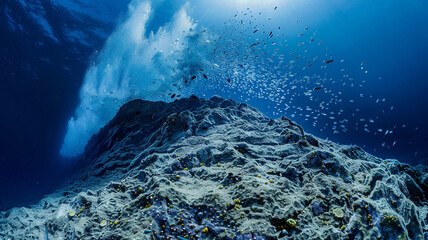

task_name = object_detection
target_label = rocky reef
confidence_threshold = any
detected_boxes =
[0,96,427,239]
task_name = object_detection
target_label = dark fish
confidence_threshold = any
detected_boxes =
[305,27,309,30]
[253,29,258,33]
[227,78,231,83]
[326,60,334,64]
[250,42,260,47]
[274,6,277,10]
[314,87,322,90]
[191,76,196,80]
[171,94,176,98]
[240,64,244,68]
[203,74,207,79]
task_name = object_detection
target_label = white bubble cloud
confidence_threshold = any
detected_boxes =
[60,0,210,157]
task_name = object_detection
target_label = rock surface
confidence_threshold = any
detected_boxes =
[0,95,427,240]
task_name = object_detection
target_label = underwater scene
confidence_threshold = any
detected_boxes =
[0,0,427,239]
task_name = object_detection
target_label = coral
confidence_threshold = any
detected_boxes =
[286,218,297,228]
[381,215,400,228]
[332,208,344,219]
[0,96,426,240]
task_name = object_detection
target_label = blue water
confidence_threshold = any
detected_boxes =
[0,0,427,210]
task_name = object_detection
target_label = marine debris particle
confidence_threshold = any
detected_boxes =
[0,96,425,240]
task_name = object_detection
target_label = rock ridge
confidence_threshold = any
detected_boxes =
[0,95,427,240]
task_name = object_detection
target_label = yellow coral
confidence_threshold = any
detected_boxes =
[286,218,296,228]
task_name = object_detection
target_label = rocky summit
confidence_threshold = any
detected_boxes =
[0,95,427,240]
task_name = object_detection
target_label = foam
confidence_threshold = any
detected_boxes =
[60,0,210,157]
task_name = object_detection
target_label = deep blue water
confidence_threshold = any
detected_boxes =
[0,0,427,210]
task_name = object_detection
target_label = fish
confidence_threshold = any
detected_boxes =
[314,87,322,90]
[326,59,334,64]
[191,76,196,80]
[171,94,176,98]
[227,78,231,83]
[274,6,277,10]
[203,74,207,79]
